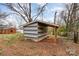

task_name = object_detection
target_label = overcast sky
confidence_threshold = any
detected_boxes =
[0,3,65,28]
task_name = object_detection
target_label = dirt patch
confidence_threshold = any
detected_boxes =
[0,36,79,56]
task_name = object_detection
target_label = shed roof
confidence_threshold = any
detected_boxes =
[23,21,59,28]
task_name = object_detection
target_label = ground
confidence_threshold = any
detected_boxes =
[0,33,79,56]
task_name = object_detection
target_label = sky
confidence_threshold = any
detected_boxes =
[0,3,65,28]
[32,3,65,21]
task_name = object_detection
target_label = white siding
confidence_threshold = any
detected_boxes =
[24,27,38,30]
[24,30,38,34]
[24,34,38,38]
[24,33,46,37]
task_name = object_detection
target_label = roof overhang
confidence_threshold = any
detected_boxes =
[22,21,59,28]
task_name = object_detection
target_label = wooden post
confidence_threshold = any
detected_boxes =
[55,28,57,38]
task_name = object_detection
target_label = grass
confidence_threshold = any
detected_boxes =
[0,33,23,40]
[0,33,23,46]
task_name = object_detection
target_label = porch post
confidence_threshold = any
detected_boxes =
[55,27,57,38]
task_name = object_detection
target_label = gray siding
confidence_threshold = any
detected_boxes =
[24,34,38,38]
[24,27,38,30]
[24,30,38,34]
[23,22,48,41]
[23,23,38,40]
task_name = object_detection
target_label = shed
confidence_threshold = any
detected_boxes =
[23,21,59,42]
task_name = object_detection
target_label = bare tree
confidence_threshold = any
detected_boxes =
[0,12,8,19]
[33,3,47,21]
[1,3,48,23]
[37,4,46,21]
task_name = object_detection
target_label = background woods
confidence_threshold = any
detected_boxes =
[59,3,79,43]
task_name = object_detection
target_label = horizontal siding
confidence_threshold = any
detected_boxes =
[24,32,38,35]
[23,30,38,34]
[24,27,38,30]
[24,33,46,38]
[23,22,48,41]
[27,23,38,27]
[24,36,38,39]
[24,29,37,31]
[24,34,38,38]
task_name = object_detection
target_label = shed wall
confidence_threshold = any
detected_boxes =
[23,23,38,39]
[23,22,48,41]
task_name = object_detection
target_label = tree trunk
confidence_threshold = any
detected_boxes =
[73,3,78,43]
[74,31,78,43]
[65,22,69,37]
[28,3,32,22]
